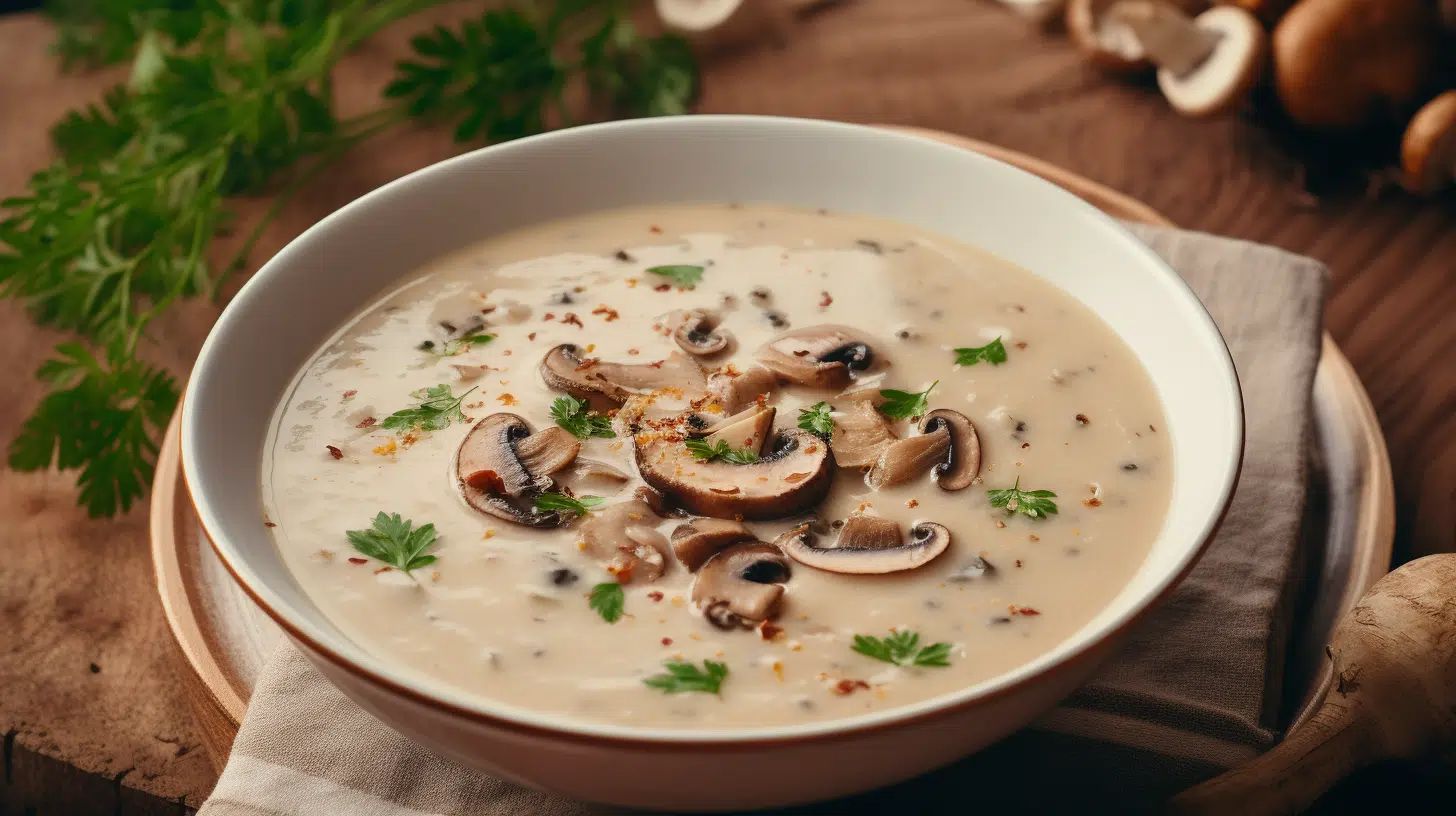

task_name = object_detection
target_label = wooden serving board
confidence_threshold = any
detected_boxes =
[150,128,1396,770]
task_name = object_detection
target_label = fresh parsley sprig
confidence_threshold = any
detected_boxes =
[851,630,953,668]
[534,492,605,516]
[644,264,703,288]
[953,337,1007,367]
[877,381,938,420]
[685,437,759,464]
[987,477,1059,519]
[381,384,475,433]
[346,512,439,574]
[550,395,616,440]
[644,659,729,695]
[797,401,835,436]
[425,329,494,357]
[589,581,625,623]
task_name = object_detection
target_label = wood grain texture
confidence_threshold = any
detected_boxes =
[0,0,1450,811]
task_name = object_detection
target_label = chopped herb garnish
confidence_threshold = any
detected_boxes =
[953,337,1007,367]
[534,492,605,516]
[645,264,704,288]
[851,630,953,668]
[550,395,616,440]
[877,381,938,420]
[685,437,759,464]
[345,512,438,574]
[797,401,835,436]
[987,477,1059,519]
[380,384,476,433]
[643,659,729,694]
[589,582,625,623]
[428,330,494,358]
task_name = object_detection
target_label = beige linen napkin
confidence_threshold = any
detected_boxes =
[199,225,1328,815]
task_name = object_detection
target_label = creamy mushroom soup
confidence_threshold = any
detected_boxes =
[263,204,1173,728]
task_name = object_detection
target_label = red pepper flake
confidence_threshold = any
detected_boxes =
[647,359,666,369]
[1015,342,1028,350]
[1028,534,1040,542]
[906,499,919,508]
[653,283,672,292]
[661,637,673,646]
[1075,414,1089,425]
[467,469,508,494]
[995,520,1006,529]
[627,348,640,356]
[758,620,784,640]
[592,304,620,322]
[326,445,343,460]
[831,679,871,696]
[561,312,584,328]
[348,557,367,565]
[342,389,357,399]
[527,332,537,341]
[498,393,520,406]
[374,566,393,575]
[543,312,555,321]
[1015,607,1041,616]
[649,225,663,234]
[1083,497,1103,508]
[264,521,277,528]
[574,357,600,372]
[502,350,512,356]
[1015,559,1023,568]
[356,417,376,429]
[647,591,664,602]
[819,291,833,309]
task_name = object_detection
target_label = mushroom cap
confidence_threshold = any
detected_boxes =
[777,515,952,575]
[635,428,835,520]
[702,404,776,456]
[691,541,792,628]
[672,309,733,357]
[923,409,981,490]
[1067,0,1153,73]
[866,422,951,488]
[452,413,569,528]
[1154,5,1267,118]
[706,364,778,414]
[829,400,896,468]
[671,518,756,571]
[754,324,875,389]
[580,499,669,583]
[1401,91,1456,194]
[540,344,706,404]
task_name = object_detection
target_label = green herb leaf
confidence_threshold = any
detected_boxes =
[877,381,938,420]
[851,630,954,668]
[797,401,835,436]
[534,492,605,517]
[589,581,625,623]
[429,330,494,357]
[345,512,439,574]
[643,659,729,695]
[684,437,759,464]
[380,384,475,433]
[953,337,1008,367]
[550,395,616,440]
[987,477,1059,520]
[645,264,703,288]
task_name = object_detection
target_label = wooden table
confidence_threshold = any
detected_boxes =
[1,2,1451,813]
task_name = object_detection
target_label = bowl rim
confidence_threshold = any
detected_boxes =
[181,114,1245,747]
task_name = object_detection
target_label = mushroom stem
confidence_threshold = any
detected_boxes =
[1109,0,1220,76]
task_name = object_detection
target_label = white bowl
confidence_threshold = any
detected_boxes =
[182,116,1243,811]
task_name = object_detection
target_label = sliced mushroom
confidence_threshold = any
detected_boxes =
[512,426,581,477]
[1108,1,1267,118]
[540,344,706,404]
[580,499,669,583]
[924,409,981,490]
[754,325,874,389]
[776,515,952,574]
[834,371,888,406]
[866,409,980,490]
[706,364,778,413]
[673,309,733,356]
[454,414,570,528]
[703,405,776,456]
[691,541,792,629]
[671,518,756,571]
[830,400,897,468]
[948,556,996,582]
[636,429,834,520]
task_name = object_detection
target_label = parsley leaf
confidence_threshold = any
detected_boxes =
[645,265,703,288]
[381,384,475,433]
[428,330,494,358]
[534,492,605,516]
[851,631,953,668]
[877,381,938,420]
[644,659,729,695]
[953,337,1008,367]
[685,437,759,464]
[345,512,439,574]
[987,477,1059,520]
[797,401,835,436]
[550,395,616,440]
[589,581,625,623]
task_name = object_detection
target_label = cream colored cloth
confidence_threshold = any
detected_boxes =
[200,225,1329,815]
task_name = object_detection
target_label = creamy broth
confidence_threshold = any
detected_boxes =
[263,204,1172,728]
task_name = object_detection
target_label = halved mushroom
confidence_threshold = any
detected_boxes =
[706,364,778,414]
[672,309,733,357]
[540,344,706,404]
[754,325,874,389]
[453,414,569,528]
[703,405,776,456]
[1108,1,1267,118]
[866,408,980,490]
[776,515,952,574]
[636,429,834,520]
[512,426,580,477]
[671,518,756,571]
[579,499,670,583]
[691,541,792,629]
[830,400,896,468]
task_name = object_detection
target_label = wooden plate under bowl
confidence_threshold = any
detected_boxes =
[151,126,1396,768]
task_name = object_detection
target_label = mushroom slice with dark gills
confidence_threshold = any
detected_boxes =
[866,409,980,490]
[830,400,896,468]
[579,499,670,583]
[454,414,578,528]
[692,541,792,629]
[702,405,776,456]
[754,325,875,389]
[671,518,755,571]
[705,364,777,414]
[636,428,834,520]
[776,514,952,574]
[539,344,706,404]
[667,309,733,357]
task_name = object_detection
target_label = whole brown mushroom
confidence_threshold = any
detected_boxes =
[1400,91,1456,195]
